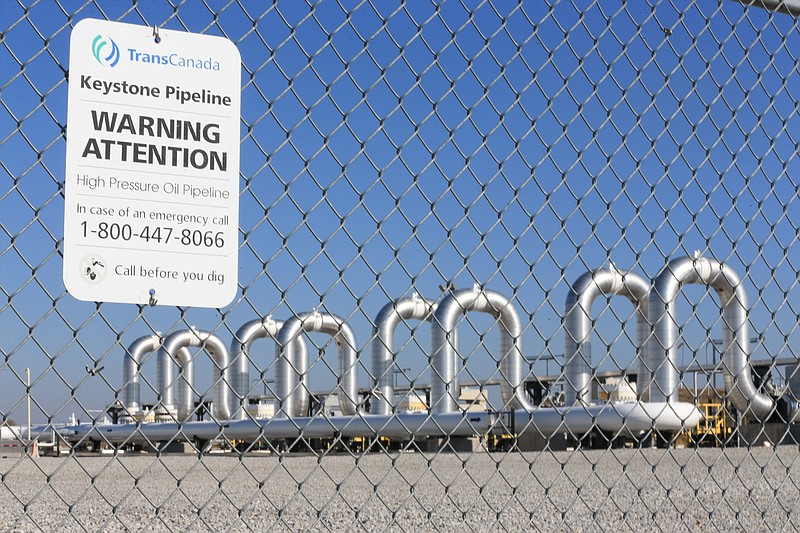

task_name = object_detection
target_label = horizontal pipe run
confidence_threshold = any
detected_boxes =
[61,401,700,445]
[512,401,702,438]
[62,411,497,443]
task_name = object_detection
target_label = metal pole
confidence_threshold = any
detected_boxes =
[26,368,30,441]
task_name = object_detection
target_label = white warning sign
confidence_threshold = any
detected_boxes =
[64,19,241,308]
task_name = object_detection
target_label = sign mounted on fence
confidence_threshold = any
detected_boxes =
[63,19,241,308]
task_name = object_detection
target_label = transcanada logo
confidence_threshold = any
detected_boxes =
[92,34,120,67]
[127,48,221,71]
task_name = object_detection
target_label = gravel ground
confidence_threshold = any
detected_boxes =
[0,447,799,532]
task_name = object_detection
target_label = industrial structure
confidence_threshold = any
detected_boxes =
[56,255,800,454]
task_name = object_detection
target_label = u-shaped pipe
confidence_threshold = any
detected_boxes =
[157,329,233,422]
[121,334,165,417]
[371,295,437,415]
[230,317,309,419]
[275,312,359,417]
[564,266,650,405]
[431,286,533,413]
[648,255,778,421]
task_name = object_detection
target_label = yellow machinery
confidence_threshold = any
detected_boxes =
[487,432,516,452]
[690,402,732,447]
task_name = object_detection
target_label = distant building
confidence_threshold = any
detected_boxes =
[459,387,488,411]
[395,391,427,413]
[602,377,637,402]
[321,394,343,417]
[247,397,275,419]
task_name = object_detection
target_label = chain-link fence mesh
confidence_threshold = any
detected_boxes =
[1,0,800,530]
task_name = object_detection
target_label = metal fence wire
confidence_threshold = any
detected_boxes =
[1,0,800,531]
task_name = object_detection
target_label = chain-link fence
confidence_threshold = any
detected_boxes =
[2,0,800,530]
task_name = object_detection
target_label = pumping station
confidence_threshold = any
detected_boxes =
[57,254,800,454]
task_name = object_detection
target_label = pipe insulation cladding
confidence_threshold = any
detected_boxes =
[63,411,500,445]
[647,254,798,422]
[109,254,800,452]
[156,329,233,422]
[230,318,309,419]
[121,334,163,417]
[430,286,534,414]
[275,311,359,418]
[371,295,437,416]
[563,266,651,405]
[62,403,702,446]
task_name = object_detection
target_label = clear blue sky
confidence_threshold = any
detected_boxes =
[0,1,798,423]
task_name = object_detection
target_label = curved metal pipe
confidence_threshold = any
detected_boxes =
[230,317,309,419]
[276,312,359,417]
[371,295,436,415]
[564,266,650,405]
[121,334,162,416]
[157,329,233,422]
[649,255,774,421]
[431,286,533,413]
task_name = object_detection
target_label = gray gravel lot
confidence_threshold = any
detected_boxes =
[0,447,798,532]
